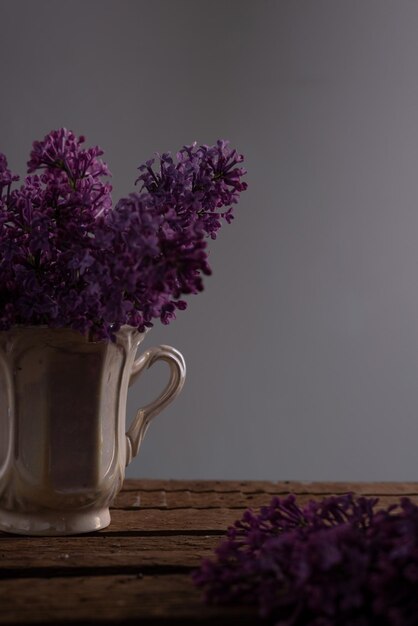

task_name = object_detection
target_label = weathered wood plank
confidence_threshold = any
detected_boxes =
[113,484,418,509]
[121,479,418,496]
[103,495,418,533]
[0,494,414,574]
[0,496,418,577]
[106,507,249,533]
[0,488,414,541]
[0,535,219,572]
[0,493,413,542]
[0,573,259,625]
[114,489,300,509]
[0,482,417,625]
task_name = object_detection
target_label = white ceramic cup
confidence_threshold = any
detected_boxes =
[0,326,185,535]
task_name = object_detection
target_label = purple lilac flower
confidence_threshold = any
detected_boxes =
[0,154,19,210]
[136,140,247,239]
[0,129,247,339]
[193,494,418,626]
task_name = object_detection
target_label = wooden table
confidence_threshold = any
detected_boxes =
[0,480,417,625]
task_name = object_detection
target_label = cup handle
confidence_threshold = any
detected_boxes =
[125,345,186,466]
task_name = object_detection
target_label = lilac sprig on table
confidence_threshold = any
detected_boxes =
[0,129,247,339]
[193,493,418,625]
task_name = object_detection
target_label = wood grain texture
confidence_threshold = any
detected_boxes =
[0,574,259,625]
[113,482,418,509]
[119,479,418,495]
[0,479,416,624]
[0,534,219,573]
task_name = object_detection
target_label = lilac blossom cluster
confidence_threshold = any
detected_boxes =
[0,129,247,339]
[193,493,418,625]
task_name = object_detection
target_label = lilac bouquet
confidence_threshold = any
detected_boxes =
[0,129,247,340]
[193,494,418,625]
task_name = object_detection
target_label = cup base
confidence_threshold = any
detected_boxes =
[0,507,111,536]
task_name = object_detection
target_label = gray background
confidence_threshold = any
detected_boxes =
[2,0,418,481]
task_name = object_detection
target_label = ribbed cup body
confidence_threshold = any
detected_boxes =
[0,326,144,534]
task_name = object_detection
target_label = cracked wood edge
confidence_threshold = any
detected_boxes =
[120,478,418,495]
